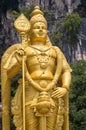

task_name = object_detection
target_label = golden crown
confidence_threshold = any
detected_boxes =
[30,6,47,26]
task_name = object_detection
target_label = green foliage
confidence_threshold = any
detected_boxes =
[69,60,86,130]
[51,13,82,50]
[63,13,82,46]
[44,10,55,22]
[19,5,34,19]
[0,1,34,19]
[51,20,64,49]
[11,5,34,20]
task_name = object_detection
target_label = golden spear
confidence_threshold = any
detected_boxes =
[14,13,30,130]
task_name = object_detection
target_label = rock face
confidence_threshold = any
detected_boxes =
[0,14,20,58]
[0,0,86,61]
[77,18,86,60]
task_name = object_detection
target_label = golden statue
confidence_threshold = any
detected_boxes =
[1,6,72,130]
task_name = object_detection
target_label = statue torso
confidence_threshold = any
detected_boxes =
[25,45,57,80]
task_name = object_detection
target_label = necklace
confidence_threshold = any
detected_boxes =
[29,45,51,69]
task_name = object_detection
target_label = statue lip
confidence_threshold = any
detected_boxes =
[38,31,45,35]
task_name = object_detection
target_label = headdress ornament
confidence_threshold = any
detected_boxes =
[30,6,47,27]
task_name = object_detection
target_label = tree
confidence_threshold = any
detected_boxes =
[51,13,82,62]
[69,60,86,130]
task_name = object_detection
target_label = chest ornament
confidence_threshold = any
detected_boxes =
[29,45,56,69]
[37,53,50,69]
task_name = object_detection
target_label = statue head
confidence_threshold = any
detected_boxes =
[30,6,47,28]
[29,6,48,43]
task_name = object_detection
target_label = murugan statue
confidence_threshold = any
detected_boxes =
[1,6,72,130]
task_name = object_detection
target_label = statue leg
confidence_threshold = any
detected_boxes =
[26,106,39,130]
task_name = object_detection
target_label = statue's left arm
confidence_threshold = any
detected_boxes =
[51,47,72,98]
[61,53,72,91]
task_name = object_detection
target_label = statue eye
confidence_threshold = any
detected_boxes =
[33,25,39,29]
[33,27,38,29]
[42,26,47,30]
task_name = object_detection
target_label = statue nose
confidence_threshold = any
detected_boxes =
[39,28,43,32]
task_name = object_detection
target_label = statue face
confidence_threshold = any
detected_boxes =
[31,22,47,42]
